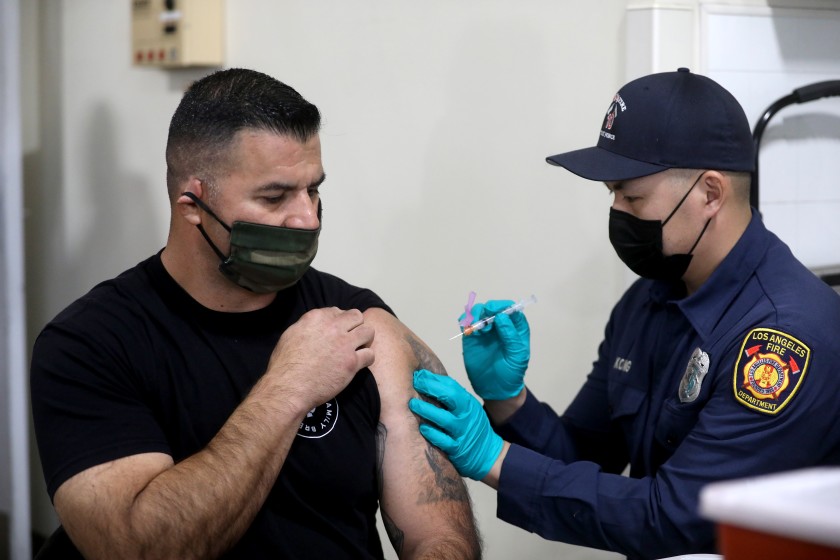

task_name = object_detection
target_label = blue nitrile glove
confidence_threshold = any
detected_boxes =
[461,299,530,400]
[409,369,504,481]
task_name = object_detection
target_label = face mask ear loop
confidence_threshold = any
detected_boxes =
[195,224,228,262]
[662,172,705,226]
[180,191,231,262]
[687,218,712,255]
[181,191,232,233]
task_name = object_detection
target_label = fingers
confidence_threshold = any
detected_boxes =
[508,307,530,335]
[413,369,464,409]
[329,308,376,370]
[510,311,531,333]
[269,307,379,410]
[468,302,487,322]
[459,302,486,336]
[410,371,462,447]
[467,300,516,337]
[334,308,369,336]
[491,311,517,341]
[355,346,375,371]
[418,423,457,454]
[412,368,438,393]
[350,324,375,370]
[409,398,455,431]
[483,300,515,315]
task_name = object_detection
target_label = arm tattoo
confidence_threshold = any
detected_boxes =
[419,444,470,504]
[405,334,471,505]
[406,335,448,376]
[376,422,404,554]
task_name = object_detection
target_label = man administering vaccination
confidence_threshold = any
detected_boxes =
[409,68,840,559]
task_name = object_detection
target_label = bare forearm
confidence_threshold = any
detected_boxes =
[409,535,482,560]
[380,420,481,560]
[117,383,304,559]
[390,446,481,560]
[394,484,481,560]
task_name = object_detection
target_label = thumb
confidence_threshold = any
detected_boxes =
[492,312,521,347]
[508,308,530,336]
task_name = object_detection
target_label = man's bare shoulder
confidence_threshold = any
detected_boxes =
[363,307,448,380]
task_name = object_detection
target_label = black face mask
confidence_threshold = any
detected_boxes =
[608,173,711,282]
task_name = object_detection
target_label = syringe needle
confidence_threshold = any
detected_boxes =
[449,295,537,341]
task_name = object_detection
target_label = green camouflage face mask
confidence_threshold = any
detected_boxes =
[183,192,320,294]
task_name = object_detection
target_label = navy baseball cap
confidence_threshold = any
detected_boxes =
[546,68,755,181]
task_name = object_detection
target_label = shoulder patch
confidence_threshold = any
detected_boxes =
[733,328,810,415]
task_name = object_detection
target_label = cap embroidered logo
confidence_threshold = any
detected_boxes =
[546,68,755,182]
[605,105,617,131]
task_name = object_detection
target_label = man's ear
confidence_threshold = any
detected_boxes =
[701,171,725,217]
[176,177,204,225]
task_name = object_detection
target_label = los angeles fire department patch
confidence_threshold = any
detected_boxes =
[733,328,810,415]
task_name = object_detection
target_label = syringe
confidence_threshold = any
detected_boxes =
[450,295,537,340]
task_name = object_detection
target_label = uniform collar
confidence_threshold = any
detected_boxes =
[675,208,771,339]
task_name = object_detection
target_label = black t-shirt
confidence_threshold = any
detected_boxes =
[31,253,393,558]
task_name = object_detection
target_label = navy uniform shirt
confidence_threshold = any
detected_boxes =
[494,211,840,560]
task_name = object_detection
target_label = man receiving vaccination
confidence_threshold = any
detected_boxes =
[31,68,481,560]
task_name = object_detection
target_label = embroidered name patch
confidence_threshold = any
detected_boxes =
[733,328,810,415]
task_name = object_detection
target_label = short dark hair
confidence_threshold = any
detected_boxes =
[669,168,751,204]
[165,68,321,199]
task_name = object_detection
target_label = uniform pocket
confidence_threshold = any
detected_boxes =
[607,381,645,421]
[654,398,705,452]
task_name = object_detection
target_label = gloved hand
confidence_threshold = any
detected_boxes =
[461,299,530,400]
[409,369,504,481]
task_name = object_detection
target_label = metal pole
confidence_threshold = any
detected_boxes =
[0,0,32,557]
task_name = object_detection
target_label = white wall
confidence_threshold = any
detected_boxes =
[700,3,840,270]
[624,2,840,292]
[24,1,634,559]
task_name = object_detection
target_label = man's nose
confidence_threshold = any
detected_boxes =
[611,198,627,213]
[283,191,319,230]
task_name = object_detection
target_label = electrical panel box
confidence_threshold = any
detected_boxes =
[131,0,224,68]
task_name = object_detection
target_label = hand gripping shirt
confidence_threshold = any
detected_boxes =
[493,211,840,560]
[30,253,393,559]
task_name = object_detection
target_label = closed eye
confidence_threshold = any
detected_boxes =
[606,183,640,203]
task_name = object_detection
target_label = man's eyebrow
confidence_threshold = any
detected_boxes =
[604,181,623,192]
[254,173,327,194]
